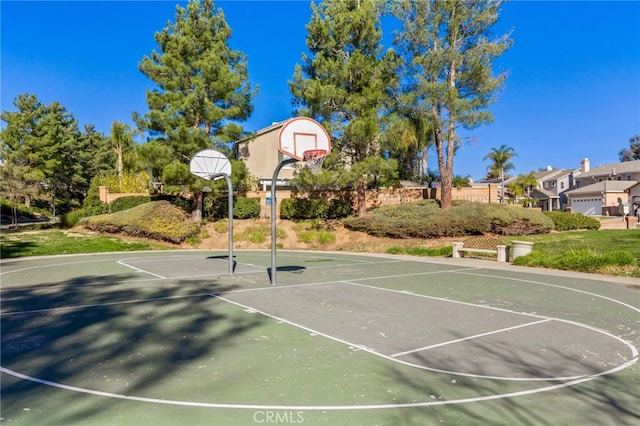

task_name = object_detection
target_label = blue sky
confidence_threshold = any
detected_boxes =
[2,0,639,181]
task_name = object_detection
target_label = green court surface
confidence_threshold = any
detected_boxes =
[1,250,638,425]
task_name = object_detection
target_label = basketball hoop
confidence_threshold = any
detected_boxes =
[303,149,327,175]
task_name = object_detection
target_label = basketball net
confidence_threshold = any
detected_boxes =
[303,149,327,175]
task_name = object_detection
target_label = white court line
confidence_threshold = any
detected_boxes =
[391,319,551,357]
[212,293,599,382]
[455,270,640,314]
[117,259,166,279]
[340,280,638,362]
[342,280,546,320]
[0,361,635,411]
[2,260,639,411]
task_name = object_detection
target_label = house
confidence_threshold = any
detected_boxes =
[234,120,298,191]
[629,183,640,216]
[566,158,640,216]
[530,166,581,211]
[489,166,580,210]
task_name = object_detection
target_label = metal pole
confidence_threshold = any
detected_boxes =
[211,173,234,275]
[224,174,234,275]
[270,158,297,285]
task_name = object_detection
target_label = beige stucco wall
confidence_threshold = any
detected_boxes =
[425,184,499,204]
[99,186,150,204]
[237,127,297,181]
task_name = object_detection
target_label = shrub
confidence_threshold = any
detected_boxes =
[344,201,554,238]
[60,204,109,228]
[80,201,199,244]
[280,198,351,220]
[385,246,453,257]
[209,196,260,220]
[328,199,353,219]
[152,194,192,213]
[234,224,286,243]
[297,229,336,246]
[544,211,601,231]
[110,196,151,212]
[234,197,261,219]
[213,220,229,234]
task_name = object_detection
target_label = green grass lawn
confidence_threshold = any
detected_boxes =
[0,229,168,258]
[506,229,640,277]
[388,229,640,278]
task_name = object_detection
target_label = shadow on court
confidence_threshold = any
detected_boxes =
[0,274,262,425]
[1,251,639,425]
[381,330,640,426]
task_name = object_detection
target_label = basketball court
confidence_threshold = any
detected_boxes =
[1,250,638,425]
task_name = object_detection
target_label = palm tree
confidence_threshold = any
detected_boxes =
[507,181,524,204]
[452,174,472,189]
[517,172,538,206]
[483,145,518,203]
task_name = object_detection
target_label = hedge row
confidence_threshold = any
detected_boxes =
[543,211,601,231]
[207,196,261,219]
[344,201,555,238]
[280,198,352,220]
[80,201,199,244]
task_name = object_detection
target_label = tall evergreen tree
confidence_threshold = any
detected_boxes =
[290,0,399,216]
[135,0,257,182]
[619,135,640,161]
[393,0,512,208]
[1,94,95,213]
[79,124,116,180]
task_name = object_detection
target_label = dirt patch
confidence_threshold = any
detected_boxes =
[190,219,456,253]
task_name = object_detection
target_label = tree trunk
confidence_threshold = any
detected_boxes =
[192,192,203,222]
[115,146,123,178]
[440,171,452,208]
[434,123,453,209]
[356,176,366,216]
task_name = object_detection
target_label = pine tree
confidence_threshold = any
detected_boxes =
[290,0,399,216]
[136,0,257,179]
[0,94,95,214]
[393,0,512,208]
[619,135,640,161]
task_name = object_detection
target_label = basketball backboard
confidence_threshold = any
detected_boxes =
[190,149,232,180]
[277,117,331,161]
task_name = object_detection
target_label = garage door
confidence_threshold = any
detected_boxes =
[570,197,602,215]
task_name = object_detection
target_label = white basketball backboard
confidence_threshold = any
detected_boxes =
[278,117,331,161]
[190,149,232,180]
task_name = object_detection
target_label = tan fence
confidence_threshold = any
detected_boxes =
[99,186,149,204]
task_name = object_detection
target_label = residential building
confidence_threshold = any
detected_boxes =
[531,167,581,211]
[566,158,640,216]
[235,120,298,191]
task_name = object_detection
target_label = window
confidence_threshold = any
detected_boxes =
[560,182,564,189]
